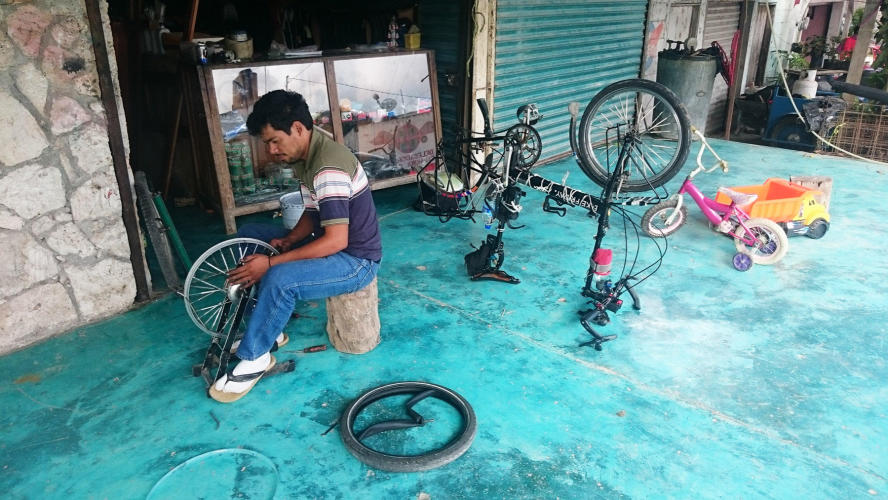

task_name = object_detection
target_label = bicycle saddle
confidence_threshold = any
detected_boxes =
[717,187,758,207]
[516,104,540,125]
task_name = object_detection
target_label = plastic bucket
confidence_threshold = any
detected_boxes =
[280,190,304,229]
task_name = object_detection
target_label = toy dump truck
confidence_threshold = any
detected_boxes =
[714,178,830,238]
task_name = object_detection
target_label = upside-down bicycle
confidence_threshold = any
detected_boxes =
[416,79,692,349]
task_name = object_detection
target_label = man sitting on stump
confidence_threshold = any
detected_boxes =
[210,90,382,403]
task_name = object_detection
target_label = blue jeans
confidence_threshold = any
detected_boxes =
[235,223,379,360]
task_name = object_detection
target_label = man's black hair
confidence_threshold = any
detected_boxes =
[247,90,314,135]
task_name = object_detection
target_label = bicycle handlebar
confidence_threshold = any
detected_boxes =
[476,98,494,139]
[689,127,729,178]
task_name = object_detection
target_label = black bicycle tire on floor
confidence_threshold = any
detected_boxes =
[578,79,691,191]
[339,381,477,472]
[134,171,180,290]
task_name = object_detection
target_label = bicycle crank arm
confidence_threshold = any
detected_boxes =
[578,314,617,351]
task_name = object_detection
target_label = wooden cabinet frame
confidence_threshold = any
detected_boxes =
[195,49,441,234]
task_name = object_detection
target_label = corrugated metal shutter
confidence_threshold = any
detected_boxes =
[494,0,648,162]
[702,1,741,134]
[418,1,466,136]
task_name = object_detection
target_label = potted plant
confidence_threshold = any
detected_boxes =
[822,36,849,70]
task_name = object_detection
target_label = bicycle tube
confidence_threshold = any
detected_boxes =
[339,381,476,472]
[134,171,180,290]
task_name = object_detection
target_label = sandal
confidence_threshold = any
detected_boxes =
[208,355,276,403]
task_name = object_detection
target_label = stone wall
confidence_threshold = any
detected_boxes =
[0,0,137,354]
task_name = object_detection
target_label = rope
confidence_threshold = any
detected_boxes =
[764,5,888,167]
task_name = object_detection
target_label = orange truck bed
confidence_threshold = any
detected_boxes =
[714,178,819,222]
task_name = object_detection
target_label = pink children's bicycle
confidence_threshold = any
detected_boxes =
[641,128,789,271]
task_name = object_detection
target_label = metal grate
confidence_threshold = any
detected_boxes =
[829,105,888,163]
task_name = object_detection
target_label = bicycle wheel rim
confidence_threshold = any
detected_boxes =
[735,218,788,265]
[578,79,690,192]
[183,238,278,337]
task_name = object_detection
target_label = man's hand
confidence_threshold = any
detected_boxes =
[270,237,292,252]
[227,254,272,287]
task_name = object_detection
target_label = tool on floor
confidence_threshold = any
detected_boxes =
[300,344,327,353]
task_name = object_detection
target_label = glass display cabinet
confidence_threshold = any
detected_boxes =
[196,49,440,233]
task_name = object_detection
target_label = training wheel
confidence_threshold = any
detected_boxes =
[732,252,753,272]
[183,238,278,337]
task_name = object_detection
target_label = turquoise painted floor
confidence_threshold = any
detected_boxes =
[2,139,887,499]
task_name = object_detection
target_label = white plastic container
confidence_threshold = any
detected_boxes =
[792,70,818,99]
[280,191,304,229]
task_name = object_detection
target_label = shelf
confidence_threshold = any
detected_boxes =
[193,49,440,233]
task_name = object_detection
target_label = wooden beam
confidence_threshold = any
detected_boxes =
[844,0,879,102]
[84,0,151,301]
[185,0,200,41]
[724,0,752,139]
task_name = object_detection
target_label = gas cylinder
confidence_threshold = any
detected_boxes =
[792,70,818,99]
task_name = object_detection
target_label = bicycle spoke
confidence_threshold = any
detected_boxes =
[195,301,225,315]
[205,303,226,331]
[644,108,672,134]
[638,141,668,166]
[191,274,225,291]
[190,288,226,299]
[228,246,238,267]
[201,260,228,278]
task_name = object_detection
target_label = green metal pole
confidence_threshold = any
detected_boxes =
[153,194,193,270]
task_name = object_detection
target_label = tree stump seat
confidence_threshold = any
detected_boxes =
[325,277,380,354]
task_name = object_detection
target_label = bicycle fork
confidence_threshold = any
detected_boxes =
[578,135,642,350]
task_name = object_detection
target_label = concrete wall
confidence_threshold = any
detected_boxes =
[0,0,136,354]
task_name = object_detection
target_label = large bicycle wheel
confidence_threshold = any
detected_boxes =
[340,381,476,472]
[134,171,180,290]
[578,79,691,191]
[734,218,788,265]
[184,238,278,337]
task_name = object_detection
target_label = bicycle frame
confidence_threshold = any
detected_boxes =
[677,177,749,225]
[666,130,762,247]
[421,94,676,349]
